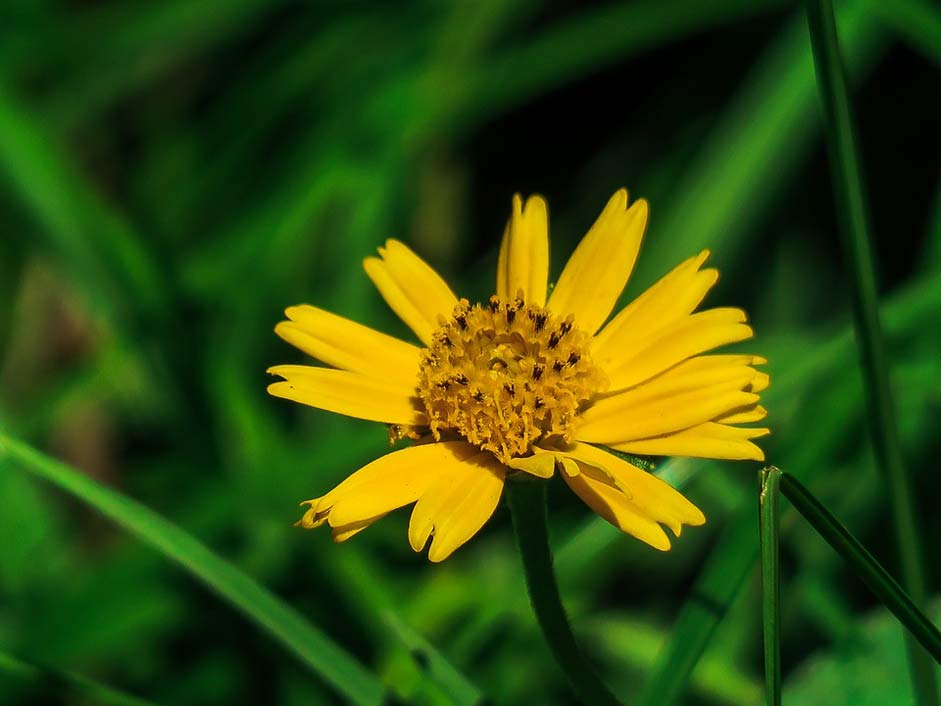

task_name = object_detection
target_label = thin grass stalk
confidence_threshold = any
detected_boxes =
[506,477,623,706]
[804,0,938,701]
[780,472,941,662]
[758,468,782,706]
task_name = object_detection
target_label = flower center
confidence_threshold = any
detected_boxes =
[417,296,606,464]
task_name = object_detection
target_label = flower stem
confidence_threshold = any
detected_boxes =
[805,0,938,701]
[506,478,623,706]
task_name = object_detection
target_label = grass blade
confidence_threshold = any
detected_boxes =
[758,468,783,706]
[780,472,941,663]
[0,432,387,706]
[805,0,938,701]
[0,649,160,706]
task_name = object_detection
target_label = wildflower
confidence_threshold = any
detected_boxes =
[269,190,768,561]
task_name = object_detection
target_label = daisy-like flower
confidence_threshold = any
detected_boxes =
[269,189,768,562]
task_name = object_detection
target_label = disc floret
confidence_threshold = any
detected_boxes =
[417,295,606,464]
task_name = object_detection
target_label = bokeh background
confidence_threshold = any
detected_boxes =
[1,1,939,705]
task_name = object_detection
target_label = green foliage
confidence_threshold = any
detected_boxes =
[0,0,938,704]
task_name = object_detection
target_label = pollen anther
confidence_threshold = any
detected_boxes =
[417,297,606,464]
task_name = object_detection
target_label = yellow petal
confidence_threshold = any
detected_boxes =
[718,404,768,425]
[601,308,754,391]
[578,385,760,444]
[267,365,424,425]
[507,452,556,478]
[595,355,762,411]
[295,500,327,529]
[750,370,771,393]
[531,445,629,495]
[331,515,389,543]
[563,470,672,550]
[363,239,458,345]
[593,250,716,363]
[314,441,476,529]
[275,305,420,388]
[547,189,648,335]
[496,194,549,305]
[609,423,770,461]
[559,443,705,531]
[409,452,505,562]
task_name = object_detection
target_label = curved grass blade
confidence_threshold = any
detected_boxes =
[779,472,941,662]
[0,432,387,706]
[758,468,783,706]
[0,649,159,706]
[805,0,938,701]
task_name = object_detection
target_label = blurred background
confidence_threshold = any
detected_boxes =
[0,0,938,704]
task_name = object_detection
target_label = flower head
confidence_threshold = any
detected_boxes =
[269,189,768,561]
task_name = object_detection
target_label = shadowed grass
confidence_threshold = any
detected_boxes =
[806,0,938,701]
[0,650,160,706]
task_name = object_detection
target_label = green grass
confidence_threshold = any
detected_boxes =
[0,1,938,704]
[806,0,938,701]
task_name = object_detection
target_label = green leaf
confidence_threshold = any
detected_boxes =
[0,432,387,706]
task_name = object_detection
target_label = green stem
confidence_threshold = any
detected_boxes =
[805,0,938,701]
[505,478,623,706]
[779,472,941,663]
[758,469,782,706]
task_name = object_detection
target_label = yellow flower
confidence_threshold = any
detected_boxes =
[269,189,769,561]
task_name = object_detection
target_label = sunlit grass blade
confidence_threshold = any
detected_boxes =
[805,0,938,701]
[0,432,387,706]
[758,468,783,706]
[637,503,757,706]
[0,649,159,706]
[506,478,624,706]
[779,472,941,662]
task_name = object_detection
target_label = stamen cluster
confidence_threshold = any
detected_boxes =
[417,296,605,464]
